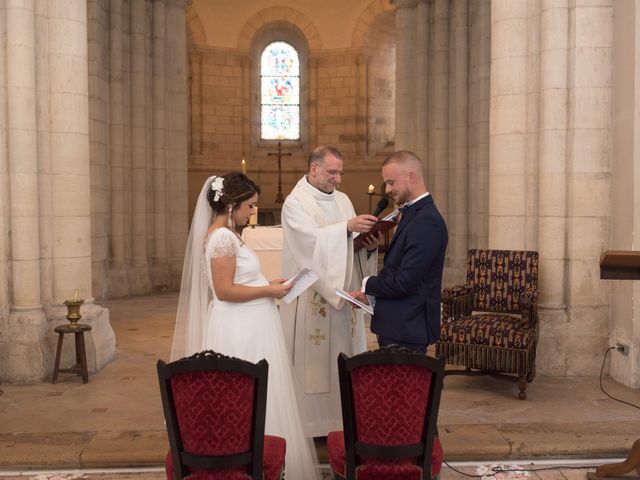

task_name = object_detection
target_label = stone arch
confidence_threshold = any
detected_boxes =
[237,6,321,51]
[186,5,206,46]
[351,0,396,48]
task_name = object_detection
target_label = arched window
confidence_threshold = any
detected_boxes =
[260,41,300,140]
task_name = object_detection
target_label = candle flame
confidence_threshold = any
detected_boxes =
[368,184,375,194]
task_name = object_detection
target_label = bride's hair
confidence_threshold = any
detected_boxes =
[207,172,261,214]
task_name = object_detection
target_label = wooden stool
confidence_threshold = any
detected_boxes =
[52,324,92,384]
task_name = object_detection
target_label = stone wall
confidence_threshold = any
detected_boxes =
[186,1,396,217]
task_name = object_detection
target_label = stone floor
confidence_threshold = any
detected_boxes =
[1,292,639,477]
[0,462,625,480]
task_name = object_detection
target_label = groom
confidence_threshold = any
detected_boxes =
[353,150,448,352]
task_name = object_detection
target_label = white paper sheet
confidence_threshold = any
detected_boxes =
[282,268,319,304]
[335,288,374,315]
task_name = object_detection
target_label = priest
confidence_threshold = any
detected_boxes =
[280,146,380,437]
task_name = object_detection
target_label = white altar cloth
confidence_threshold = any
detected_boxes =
[241,226,284,281]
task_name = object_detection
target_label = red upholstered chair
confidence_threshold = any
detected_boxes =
[157,350,285,480]
[437,249,539,400]
[328,346,446,480]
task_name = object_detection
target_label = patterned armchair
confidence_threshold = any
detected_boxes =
[328,346,445,480]
[436,249,539,400]
[157,350,286,480]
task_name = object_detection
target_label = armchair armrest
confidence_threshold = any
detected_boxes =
[519,288,538,329]
[441,284,473,322]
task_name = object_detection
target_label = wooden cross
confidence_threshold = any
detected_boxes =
[309,328,326,346]
[267,141,292,203]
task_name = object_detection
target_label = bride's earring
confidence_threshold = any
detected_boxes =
[227,206,234,228]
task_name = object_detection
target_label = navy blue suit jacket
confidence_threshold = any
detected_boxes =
[365,194,448,345]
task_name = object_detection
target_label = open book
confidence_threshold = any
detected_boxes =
[335,288,374,315]
[352,210,400,252]
[282,268,318,304]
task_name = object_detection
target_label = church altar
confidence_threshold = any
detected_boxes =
[241,225,284,281]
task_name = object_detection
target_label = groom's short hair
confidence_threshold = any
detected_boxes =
[308,146,344,170]
[383,150,424,177]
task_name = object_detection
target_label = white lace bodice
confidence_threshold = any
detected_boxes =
[204,228,269,300]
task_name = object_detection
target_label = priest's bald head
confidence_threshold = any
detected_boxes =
[307,145,345,194]
[382,150,427,206]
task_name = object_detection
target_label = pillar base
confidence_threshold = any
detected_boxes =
[0,302,116,383]
[47,303,116,379]
[0,307,48,383]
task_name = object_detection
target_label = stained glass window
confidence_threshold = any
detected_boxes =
[261,41,300,140]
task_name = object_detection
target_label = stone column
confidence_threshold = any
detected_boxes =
[152,0,170,289]
[535,0,569,375]
[448,0,469,279]
[4,0,47,382]
[166,0,189,289]
[565,1,612,375]
[0,3,8,321]
[108,0,130,296]
[429,0,450,216]
[610,0,640,388]
[88,0,110,299]
[525,3,541,250]
[414,0,429,166]
[394,0,417,150]
[129,0,151,293]
[488,0,528,248]
[309,56,319,150]
[468,0,490,249]
[188,50,203,156]
[539,5,569,289]
[47,0,115,372]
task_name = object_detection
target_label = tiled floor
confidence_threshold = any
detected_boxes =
[1,292,639,474]
[0,462,620,480]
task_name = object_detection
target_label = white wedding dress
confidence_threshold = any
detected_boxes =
[203,228,319,480]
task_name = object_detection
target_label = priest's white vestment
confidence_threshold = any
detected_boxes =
[280,176,377,437]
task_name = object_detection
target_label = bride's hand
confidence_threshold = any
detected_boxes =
[269,278,288,285]
[266,283,293,299]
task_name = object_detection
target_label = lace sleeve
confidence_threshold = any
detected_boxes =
[206,228,238,259]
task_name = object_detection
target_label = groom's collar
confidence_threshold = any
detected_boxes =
[400,192,430,210]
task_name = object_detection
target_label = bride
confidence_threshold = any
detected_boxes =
[171,173,319,479]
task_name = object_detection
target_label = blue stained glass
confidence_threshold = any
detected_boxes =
[261,105,299,140]
[261,42,299,76]
[261,77,300,105]
[261,41,299,140]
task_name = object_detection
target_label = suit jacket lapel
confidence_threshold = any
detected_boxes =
[385,196,432,255]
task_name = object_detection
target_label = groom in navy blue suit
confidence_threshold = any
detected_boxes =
[352,151,448,353]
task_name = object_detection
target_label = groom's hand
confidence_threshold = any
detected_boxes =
[349,291,369,305]
[361,231,384,252]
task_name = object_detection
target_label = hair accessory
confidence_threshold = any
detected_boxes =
[211,176,224,202]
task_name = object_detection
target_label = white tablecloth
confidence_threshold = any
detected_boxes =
[241,226,284,281]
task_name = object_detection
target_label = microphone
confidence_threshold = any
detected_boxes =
[372,198,389,217]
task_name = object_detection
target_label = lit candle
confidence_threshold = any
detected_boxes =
[368,184,375,194]
[249,207,258,225]
[241,158,247,175]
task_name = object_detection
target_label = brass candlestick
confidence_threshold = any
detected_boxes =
[64,290,85,328]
